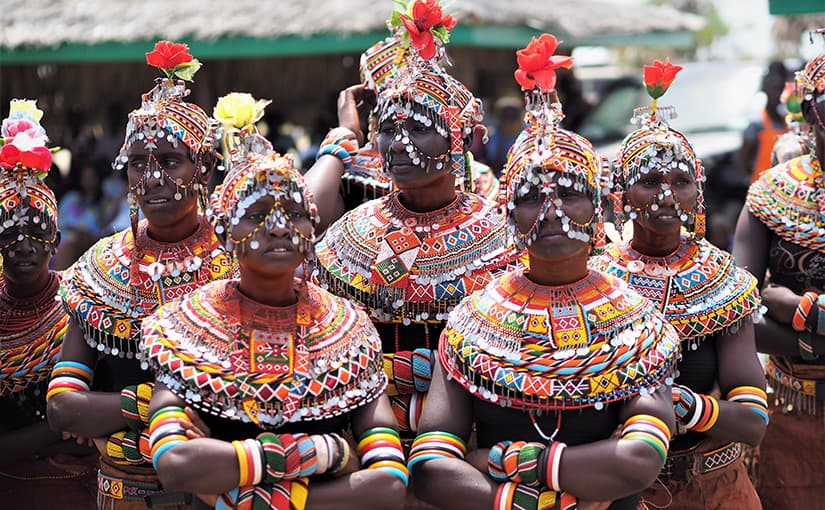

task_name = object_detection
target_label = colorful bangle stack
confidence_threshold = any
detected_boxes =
[792,291,818,332]
[121,382,155,429]
[386,350,434,395]
[233,438,265,486]
[727,386,770,425]
[672,384,697,423]
[46,361,93,402]
[316,127,359,172]
[688,394,719,433]
[106,429,147,465]
[542,442,566,492]
[487,441,550,488]
[358,427,408,486]
[494,482,569,510]
[389,392,427,433]
[407,431,466,472]
[255,432,345,482]
[620,415,671,466]
[148,406,192,469]
[216,479,299,510]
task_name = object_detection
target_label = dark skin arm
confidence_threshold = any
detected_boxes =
[413,359,674,509]
[150,383,405,510]
[45,319,128,437]
[303,84,374,234]
[685,321,767,446]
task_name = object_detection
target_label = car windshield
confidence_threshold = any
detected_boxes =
[579,62,764,144]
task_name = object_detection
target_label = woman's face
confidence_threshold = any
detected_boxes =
[376,106,452,190]
[0,207,58,287]
[231,194,312,279]
[126,138,200,232]
[625,164,697,237]
[511,172,594,262]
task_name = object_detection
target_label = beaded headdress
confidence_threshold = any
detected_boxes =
[114,41,220,238]
[377,0,483,186]
[211,93,319,257]
[0,99,58,249]
[502,34,605,252]
[797,32,825,133]
[612,58,706,240]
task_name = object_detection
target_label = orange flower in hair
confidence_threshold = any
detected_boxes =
[514,34,574,92]
[643,57,683,99]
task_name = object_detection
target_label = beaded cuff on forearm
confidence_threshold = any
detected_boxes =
[148,406,191,469]
[316,127,359,171]
[407,431,466,472]
[727,386,769,425]
[121,382,155,430]
[358,427,408,486]
[46,361,93,402]
[494,482,574,510]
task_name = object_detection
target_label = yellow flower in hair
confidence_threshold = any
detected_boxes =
[9,99,44,122]
[213,93,271,131]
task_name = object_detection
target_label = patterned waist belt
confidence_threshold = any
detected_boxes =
[97,470,191,506]
[661,442,742,483]
[766,357,825,401]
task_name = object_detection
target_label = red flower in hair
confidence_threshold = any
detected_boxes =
[514,34,574,92]
[0,132,52,172]
[145,41,202,81]
[396,0,457,60]
[20,146,52,172]
[0,143,21,170]
[643,57,683,100]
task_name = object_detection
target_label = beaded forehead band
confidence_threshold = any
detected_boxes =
[210,93,318,257]
[0,99,58,251]
[612,58,706,240]
[502,34,605,251]
[377,0,483,185]
[114,41,220,213]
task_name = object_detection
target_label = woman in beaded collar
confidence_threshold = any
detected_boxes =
[48,41,231,510]
[312,0,518,447]
[591,60,766,509]
[0,99,97,508]
[409,35,679,510]
[143,94,404,509]
[733,40,825,507]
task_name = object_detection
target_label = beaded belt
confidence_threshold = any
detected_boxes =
[766,357,825,400]
[661,442,742,483]
[97,471,191,506]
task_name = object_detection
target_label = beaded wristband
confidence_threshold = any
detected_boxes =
[411,348,434,393]
[106,430,131,465]
[316,127,359,172]
[46,361,93,402]
[692,395,720,433]
[120,382,155,430]
[545,441,567,492]
[494,482,516,510]
[258,432,288,482]
[392,352,416,395]
[233,438,265,486]
[727,386,770,425]
[358,427,408,486]
[621,415,670,466]
[289,476,310,510]
[407,431,467,472]
[502,441,525,483]
[148,406,191,469]
[672,384,697,423]
[793,292,818,332]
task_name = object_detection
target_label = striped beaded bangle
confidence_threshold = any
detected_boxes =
[148,406,191,469]
[544,441,567,492]
[407,430,467,472]
[793,291,818,332]
[494,481,516,510]
[258,432,287,482]
[817,294,825,337]
[358,427,408,486]
[727,386,769,425]
[621,414,671,467]
[692,395,720,433]
[799,331,817,361]
[289,476,310,510]
[316,127,359,172]
[46,361,93,402]
[120,382,155,430]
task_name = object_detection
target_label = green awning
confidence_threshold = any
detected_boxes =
[0,25,696,64]
[769,0,825,15]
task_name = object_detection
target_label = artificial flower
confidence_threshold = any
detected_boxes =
[514,34,574,92]
[0,132,52,172]
[0,143,20,170]
[19,146,52,172]
[8,99,44,122]
[213,93,272,131]
[392,0,456,60]
[643,57,683,100]
[146,40,202,81]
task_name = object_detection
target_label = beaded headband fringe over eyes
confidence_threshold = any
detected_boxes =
[113,41,220,243]
[611,58,706,240]
[210,93,319,262]
[0,99,59,252]
[375,0,484,190]
[502,34,607,253]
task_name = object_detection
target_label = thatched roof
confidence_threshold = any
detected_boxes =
[2,0,704,50]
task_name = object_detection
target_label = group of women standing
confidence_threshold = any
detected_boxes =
[1,1,823,508]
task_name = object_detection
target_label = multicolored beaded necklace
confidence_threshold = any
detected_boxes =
[439,268,680,412]
[591,236,761,351]
[142,279,386,427]
[1,272,66,398]
[60,216,236,368]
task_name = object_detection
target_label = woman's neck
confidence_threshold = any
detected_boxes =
[146,214,201,244]
[2,269,53,300]
[237,270,298,307]
[526,254,589,286]
[397,179,457,213]
[630,223,682,258]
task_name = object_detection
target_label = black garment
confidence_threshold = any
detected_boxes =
[0,379,48,432]
[671,335,718,451]
[374,321,444,354]
[93,355,153,392]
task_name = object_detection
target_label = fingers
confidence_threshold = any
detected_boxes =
[183,406,211,438]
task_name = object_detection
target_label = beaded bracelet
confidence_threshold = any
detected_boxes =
[793,291,818,332]
[216,480,295,510]
[233,438,265,486]
[494,482,564,510]
[358,427,408,486]
[316,127,359,172]
[46,361,94,402]
[727,386,770,425]
[816,294,825,337]
[799,331,818,361]
[672,384,697,424]
[407,430,467,472]
[544,441,566,492]
[289,476,310,510]
[148,406,192,469]
[691,395,720,433]
[121,382,155,430]
[620,415,671,466]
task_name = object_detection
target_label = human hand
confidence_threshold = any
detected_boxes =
[181,407,211,439]
[761,283,803,324]
[337,84,374,145]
